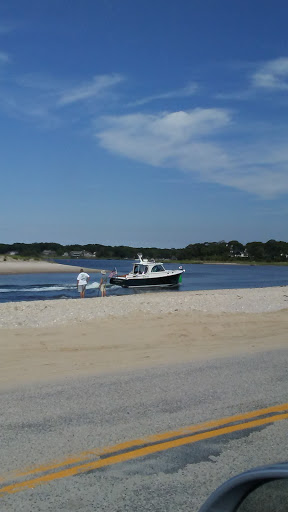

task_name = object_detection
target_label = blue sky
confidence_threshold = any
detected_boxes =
[1,0,288,248]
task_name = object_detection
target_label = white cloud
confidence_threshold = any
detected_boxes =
[97,109,230,170]
[96,109,288,198]
[252,57,288,90]
[0,51,10,64]
[128,82,198,107]
[58,73,125,105]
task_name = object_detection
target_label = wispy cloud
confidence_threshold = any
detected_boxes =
[0,22,15,34]
[96,109,288,198]
[15,73,66,92]
[0,71,125,126]
[0,92,61,129]
[0,51,10,64]
[252,57,288,90]
[0,71,63,127]
[127,82,198,107]
[215,90,253,101]
[215,57,288,102]
[58,73,125,106]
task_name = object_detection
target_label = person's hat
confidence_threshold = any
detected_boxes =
[101,270,106,274]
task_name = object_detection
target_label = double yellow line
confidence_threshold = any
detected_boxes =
[1,402,288,496]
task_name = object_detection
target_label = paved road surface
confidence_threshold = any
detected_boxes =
[1,348,288,511]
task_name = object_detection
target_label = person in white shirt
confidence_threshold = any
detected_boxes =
[77,269,90,298]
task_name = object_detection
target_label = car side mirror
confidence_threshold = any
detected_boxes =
[238,479,288,511]
[199,463,288,512]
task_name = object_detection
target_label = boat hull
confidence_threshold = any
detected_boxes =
[110,272,182,288]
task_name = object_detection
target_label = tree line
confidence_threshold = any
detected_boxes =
[1,240,288,262]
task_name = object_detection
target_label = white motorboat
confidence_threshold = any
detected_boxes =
[110,254,185,288]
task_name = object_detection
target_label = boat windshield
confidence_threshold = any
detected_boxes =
[133,264,148,274]
[151,264,165,272]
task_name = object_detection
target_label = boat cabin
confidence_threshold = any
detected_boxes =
[130,254,167,276]
[132,263,165,275]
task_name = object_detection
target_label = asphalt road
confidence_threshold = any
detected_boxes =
[1,348,288,511]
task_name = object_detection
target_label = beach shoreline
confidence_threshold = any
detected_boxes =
[1,285,287,329]
[1,286,287,389]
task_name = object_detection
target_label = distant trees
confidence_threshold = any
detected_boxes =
[246,240,288,262]
[227,240,244,253]
[246,242,266,260]
[0,243,60,257]
[0,239,287,262]
[179,241,230,261]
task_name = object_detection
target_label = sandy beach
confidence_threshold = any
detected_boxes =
[0,258,103,275]
[0,286,287,389]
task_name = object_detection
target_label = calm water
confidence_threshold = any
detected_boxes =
[1,258,288,303]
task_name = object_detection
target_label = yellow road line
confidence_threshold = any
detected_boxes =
[14,401,288,479]
[1,411,288,496]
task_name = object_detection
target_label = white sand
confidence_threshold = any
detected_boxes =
[0,259,104,275]
[0,286,287,388]
[0,286,287,329]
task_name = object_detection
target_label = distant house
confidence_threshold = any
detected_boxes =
[8,251,18,256]
[229,246,249,258]
[62,252,69,257]
[42,250,56,257]
[69,250,96,258]
[70,251,85,258]
[233,250,249,258]
[83,251,95,258]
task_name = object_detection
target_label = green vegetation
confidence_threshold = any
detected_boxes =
[1,239,288,264]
